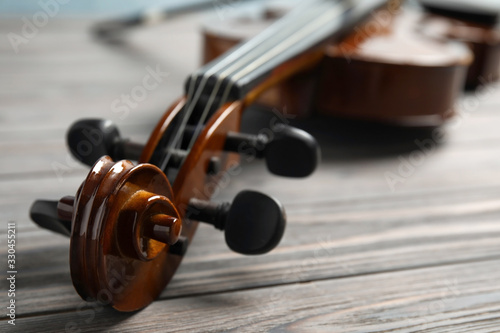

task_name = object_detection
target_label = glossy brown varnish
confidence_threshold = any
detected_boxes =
[70,157,182,311]
[202,6,480,125]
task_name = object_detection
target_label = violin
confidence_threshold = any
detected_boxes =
[28,0,499,313]
[29,0,398,312]
[202,0,500,124]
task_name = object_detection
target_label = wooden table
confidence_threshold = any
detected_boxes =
[2,10,500,333]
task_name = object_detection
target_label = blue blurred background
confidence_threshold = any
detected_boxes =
[2,0,500,18]
[0,0,209,17]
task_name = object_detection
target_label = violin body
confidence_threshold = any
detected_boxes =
[420,0,500,88]
[202,1,499,125]
[317,10,471,124]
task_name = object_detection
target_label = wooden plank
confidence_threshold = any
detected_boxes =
[4,101,500,177]
[10,260,500,332]
[2,10,500,332]
[4,146,500,229]
[0,17,200,133]
[5,122,500,188]
[6,180,500,315]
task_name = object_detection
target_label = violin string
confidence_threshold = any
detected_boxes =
[159,0,325,170]
[157,2,311,170]
[184,0,353,155]
[159,68,201,171]
[161,0,356,170]
[182,0,336,151]
[216,0,354,117]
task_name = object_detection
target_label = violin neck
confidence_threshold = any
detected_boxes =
[186,0,392,107]
[150,0,394,174]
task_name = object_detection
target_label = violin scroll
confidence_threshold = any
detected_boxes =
[29,152,287,310]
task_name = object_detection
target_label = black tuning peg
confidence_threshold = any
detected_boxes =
[67,119,143,166]
[187,190,286,255]
[30,199,72,237]
[224,124,320,178]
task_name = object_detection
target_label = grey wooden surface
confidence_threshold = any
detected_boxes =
[1,9,500,333]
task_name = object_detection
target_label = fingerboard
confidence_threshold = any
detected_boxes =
[186,0,390,105]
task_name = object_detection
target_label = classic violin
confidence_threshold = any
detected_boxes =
[29,0,399,312]
[28,0,500,313]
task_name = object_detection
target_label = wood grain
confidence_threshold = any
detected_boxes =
[1,10,500,333]
[14,260,500,332]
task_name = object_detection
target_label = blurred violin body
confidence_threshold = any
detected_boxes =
[420,0,500,88]
[203,0,500,125]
